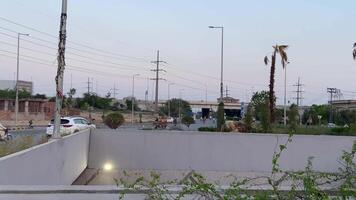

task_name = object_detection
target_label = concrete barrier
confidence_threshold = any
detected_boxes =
[0,129,90,185]
[89,130,355,173]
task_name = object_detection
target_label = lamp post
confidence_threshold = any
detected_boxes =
[179,89,184,123]
[15,33,30,130]
[168,83,174,118]
[208,26,224,103]
[131,74,140,124]
[283,62,290,126]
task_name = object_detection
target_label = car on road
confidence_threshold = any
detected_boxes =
[46,117,96,137]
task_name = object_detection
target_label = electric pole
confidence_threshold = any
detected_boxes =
[111,83,119,99]
[151,50,166,112]
[293,77,304,125]
[293,77,304,107]
[86,77,92,94]
[53,0,68,139]
[225,85,229,98]
[327,88,341,123]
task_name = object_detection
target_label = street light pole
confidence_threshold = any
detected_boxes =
[132,74,140,124]
[168,83,174,118]
[283,62,290,126]
[179,89,184,124]
[15,33,29,130]
[209,26,224,103]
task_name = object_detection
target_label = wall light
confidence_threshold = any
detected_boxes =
[103,163,113,171]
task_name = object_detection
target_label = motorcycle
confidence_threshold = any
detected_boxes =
[0,128,12,142]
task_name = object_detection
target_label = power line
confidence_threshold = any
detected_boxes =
[0,34,150,71]
[0,17,150,62]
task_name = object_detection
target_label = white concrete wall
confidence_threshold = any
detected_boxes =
[89,130,355,173]
[0,129,90,185]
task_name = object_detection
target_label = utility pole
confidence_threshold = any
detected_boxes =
[131,74,140,124]
[15,32,29,130]
[145,78,149,109]
[151,50,166,112]
[327,88,340,124]
[208,26,224,103]
[70,73,73,89]
[225,85,229,98]
[111,83,119,99]
[53,0,68,139]
[168,83,174,118]
[205,84,208,104]
[86,77,92,94]
[293,77,304,107]
[293,77,304,125]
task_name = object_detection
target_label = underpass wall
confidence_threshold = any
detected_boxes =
[89,130,355,173]
[0,129,90,185]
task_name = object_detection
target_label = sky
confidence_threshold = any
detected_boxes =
[1,0,356,105]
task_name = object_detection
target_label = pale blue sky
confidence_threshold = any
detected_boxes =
[1,0,356,105]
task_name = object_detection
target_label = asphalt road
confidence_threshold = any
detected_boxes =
[9,127,47,142]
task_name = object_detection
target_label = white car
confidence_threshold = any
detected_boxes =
[46,117,96,137]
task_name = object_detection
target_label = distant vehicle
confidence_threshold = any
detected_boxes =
[166,117,174,123]
[0,122,12,141]
[153,117,167,129]
[46,117,96,137]
[327,123,336,128]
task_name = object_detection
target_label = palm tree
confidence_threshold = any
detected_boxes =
[353,43,356,60]
[264,45,288,123]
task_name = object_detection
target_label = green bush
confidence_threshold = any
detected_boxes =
[181,116,194,127]
[198,127,217,132]
[217,102,225,131]
[104,112,125,129]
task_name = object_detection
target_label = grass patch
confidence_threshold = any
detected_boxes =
[272,125,356,136]
[0,136,48,157]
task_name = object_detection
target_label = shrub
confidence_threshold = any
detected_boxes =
[217,102,225,131]
[198,127,217,132]
[182,116,194,127]
[104,112,125,129]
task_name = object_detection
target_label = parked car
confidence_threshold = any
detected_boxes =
[46,117,96,137]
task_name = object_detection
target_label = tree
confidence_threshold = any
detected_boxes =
[250,91,271,120]
[244,105,253,132]
[103,112,125,129]
[264,45,288,122]
[0,89,31,99]
[182,116,194,127]
[65,88,76,108]
[217,102,225,131]
[159,98,192,118]
[302,104,330,125]
[125,97,139,111]
[76,93,112,110]
[288,104,298,133]
[353,43,356,60]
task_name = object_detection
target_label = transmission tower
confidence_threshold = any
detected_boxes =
[151,50,166,112]
[327,88,342,123]
[293,77,304,107]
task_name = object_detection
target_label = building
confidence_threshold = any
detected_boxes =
[0,80,33,94]
[331,100,356,110]
[0,98,53,121]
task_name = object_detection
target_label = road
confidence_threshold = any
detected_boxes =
[9,127,47,142]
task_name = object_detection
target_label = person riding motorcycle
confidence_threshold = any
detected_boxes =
[0,122,9,140]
